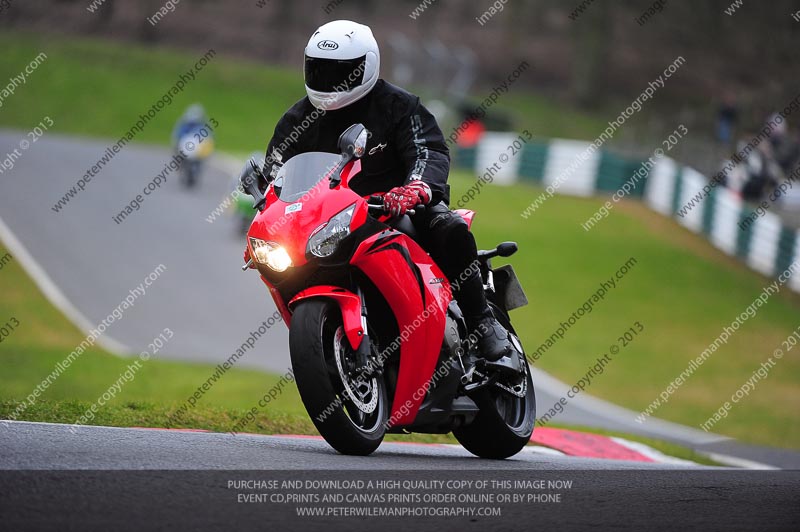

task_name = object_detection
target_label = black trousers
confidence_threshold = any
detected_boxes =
[407,202,489,322]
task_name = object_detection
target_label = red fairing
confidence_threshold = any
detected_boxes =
[288,286,364,350]
[339,159,361,186]
[247,154,452,427]
[453,208,475,229]
[351,230,451,427]
[260,276,292,327]
[248,160,364,269]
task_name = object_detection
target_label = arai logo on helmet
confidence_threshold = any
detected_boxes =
[317,40,339,50]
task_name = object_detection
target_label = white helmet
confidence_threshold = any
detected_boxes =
[184,103,206,122]
[304,20,380,111]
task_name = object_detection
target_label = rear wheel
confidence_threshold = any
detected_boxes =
[289,300,387,456]
[454,305,536,459]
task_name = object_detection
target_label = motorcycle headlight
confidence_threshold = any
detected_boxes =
[307,204,356,258]
[249,238,292,272]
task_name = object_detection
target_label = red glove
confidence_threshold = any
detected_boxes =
[384,180,432,217]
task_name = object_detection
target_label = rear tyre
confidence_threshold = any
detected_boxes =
[454,305,536,459]
[289,300,387,456]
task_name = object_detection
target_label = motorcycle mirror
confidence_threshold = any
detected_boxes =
[338,123,369,159]
[240,157,267,211]
[331,124,369,188]
[477,241,518,261]
[496,242,518,257]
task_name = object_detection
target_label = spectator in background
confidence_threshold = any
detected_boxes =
[454,103,486,148]
[716,92,739,145]
[789,127,800,178]
[765,115,800,177]
[721,152,748,194]
[171,104,209,148]
[737,132,774,201]
[171,104,214,188]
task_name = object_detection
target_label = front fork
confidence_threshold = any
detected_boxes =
[353,284,372,373]
[287,283,378,376]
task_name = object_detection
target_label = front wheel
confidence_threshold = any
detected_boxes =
[289,300,387,456]
[454,307,536,459]
[181,160,199,188]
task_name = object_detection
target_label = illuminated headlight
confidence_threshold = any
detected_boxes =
[307,204,356,258]
[249,238,292,272]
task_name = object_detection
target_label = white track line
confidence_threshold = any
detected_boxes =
[0,214,129,355]
[610,436,698,466]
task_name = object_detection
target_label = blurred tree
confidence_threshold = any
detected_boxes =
[571,0,611,108]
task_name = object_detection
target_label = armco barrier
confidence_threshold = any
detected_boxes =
[455,133,800,292]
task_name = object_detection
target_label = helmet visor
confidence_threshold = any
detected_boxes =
[304,55,367,93]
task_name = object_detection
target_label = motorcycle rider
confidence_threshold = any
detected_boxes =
[259,20,512,362]
[172,103,214,187]
[171,103,209,148]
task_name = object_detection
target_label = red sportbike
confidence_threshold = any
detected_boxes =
[239,124,535,458]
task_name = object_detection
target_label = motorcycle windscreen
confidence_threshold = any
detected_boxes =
[273,152,341,203]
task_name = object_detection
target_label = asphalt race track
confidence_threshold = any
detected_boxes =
[0,130,287,371]
[0,421,703,470]
[1,422,798,530]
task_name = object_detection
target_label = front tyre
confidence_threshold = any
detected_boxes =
[181,160,199,188]
[289,300,387,456]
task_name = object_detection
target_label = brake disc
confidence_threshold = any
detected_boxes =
[333,327,379,414]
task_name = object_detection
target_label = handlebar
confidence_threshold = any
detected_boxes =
[367,195,387,215]
[367,195,422,217]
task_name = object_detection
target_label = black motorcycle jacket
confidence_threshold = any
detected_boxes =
[264,80,451,205]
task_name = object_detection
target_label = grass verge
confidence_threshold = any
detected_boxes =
[450,171,800,449]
